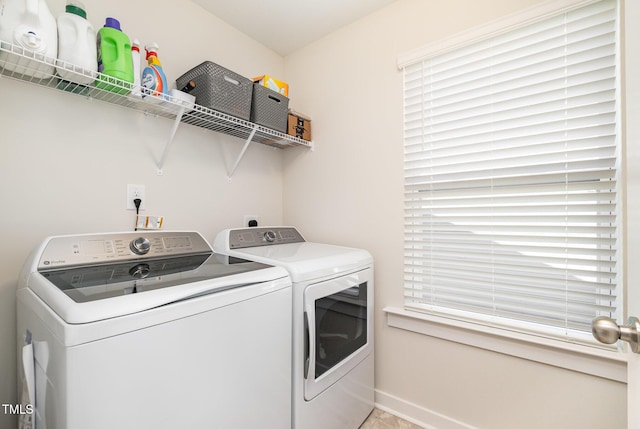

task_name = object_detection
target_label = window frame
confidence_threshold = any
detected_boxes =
[396,0,624,369]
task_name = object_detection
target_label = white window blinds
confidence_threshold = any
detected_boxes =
[402,0,619,344]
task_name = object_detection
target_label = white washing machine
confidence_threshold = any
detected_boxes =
[16,230,292,429]
[214,227,374,429]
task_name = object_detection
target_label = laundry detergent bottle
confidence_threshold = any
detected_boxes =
[56,1,96,84]
[0,0,58,78]
[141,42,168,99]
[96,17,133,94]
[129,38,142,98]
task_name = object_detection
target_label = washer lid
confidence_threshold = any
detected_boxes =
[223,242,373,283]
[28,251,288,324]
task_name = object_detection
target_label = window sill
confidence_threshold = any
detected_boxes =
[383,307,627,383]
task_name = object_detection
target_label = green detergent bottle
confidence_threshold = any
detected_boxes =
[96,17,133,94]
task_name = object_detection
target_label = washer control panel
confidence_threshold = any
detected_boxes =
[228,227,305,249]
[37,231,212,270]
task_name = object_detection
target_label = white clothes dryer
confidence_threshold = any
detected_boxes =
[214,227,374,429]
[17,230,292,429]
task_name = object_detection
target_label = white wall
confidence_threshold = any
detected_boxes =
[1,0,632,428]
[0,0,286,427]
[283,0,627,428]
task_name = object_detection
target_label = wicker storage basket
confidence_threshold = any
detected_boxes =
[250,84,289,132]
[176,61,253,120]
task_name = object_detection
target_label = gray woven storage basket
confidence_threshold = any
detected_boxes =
[250,84,289,132]
[176,61,253,121]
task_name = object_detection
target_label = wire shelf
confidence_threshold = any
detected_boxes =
[0,40,313,152]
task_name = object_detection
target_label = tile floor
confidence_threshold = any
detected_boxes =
[359,408,423,429]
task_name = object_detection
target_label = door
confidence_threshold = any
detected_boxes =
[303,267,373,400]
[592,3,640,425]
[626,1,640,427]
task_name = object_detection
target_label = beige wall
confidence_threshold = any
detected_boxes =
[0,0,286,427]
[283,0,627,428]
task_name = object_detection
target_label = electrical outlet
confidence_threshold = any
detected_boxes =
[243,215,259,227]
[127,184,146,210]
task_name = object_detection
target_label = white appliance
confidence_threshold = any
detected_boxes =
[16,230,292,429]
[214,227,374,429]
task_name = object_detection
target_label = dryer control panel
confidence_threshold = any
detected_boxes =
[228,227,305,249]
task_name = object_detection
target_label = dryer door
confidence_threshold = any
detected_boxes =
[303,267,373,400]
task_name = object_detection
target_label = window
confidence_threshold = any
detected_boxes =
[401,0,619,346]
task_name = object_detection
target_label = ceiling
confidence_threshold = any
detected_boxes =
[192,0,397,56]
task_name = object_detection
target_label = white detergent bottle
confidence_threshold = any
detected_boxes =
[0,0,58,78]
[129,38,142,98]
[56,1,96,84]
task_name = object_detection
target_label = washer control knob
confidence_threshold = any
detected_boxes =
[130,237,151,255]
[129,263,151,279]
[264,230,277,243]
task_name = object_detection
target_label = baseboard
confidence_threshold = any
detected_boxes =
[374,389,478,429]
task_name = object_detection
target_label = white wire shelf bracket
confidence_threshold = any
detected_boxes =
[0,40,313,177]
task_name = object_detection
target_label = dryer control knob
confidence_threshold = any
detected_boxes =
[264,230,277,243]
[130,237,151,255]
